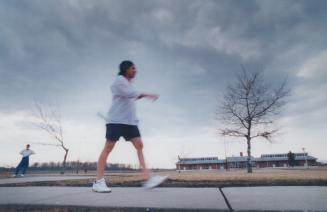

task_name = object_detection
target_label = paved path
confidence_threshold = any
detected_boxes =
[0,187,227,211]
[224,186,327,211]
[0,177,327,211]
[0,176,93,185]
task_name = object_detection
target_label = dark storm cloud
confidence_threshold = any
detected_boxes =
[1,0,327,166]
[0,0,326,128]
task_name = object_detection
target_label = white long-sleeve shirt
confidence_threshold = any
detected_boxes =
[20,149,35,158]
[106,75,141,125]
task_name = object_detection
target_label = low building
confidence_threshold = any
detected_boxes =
[176,153,317,171]
[176,157,225,170]
[255,153,317,168]
[225,156,255,169]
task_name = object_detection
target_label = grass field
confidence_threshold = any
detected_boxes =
[2,167,327,187]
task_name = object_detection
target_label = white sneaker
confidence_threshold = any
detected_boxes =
[12,174,17,177]
[92,178,111,193]
[143,175,168,189]
[19,174,24,177]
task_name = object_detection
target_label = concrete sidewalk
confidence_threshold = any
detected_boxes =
[0,186,326,211]
[0,176,93,185]
[0,187,227,211]
[224,186,327,211]
[0,176,326,211]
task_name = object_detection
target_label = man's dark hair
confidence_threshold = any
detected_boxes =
[118,60,134,76]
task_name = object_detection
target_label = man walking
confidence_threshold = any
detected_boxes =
[92,60,167,193]
[13,144,35,177]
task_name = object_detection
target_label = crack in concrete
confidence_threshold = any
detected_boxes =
[218,188,233,212]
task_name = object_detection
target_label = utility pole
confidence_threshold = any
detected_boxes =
[302,147,308,169]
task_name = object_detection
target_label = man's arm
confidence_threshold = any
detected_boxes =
[112,81,141,99]
[112,78,159,101]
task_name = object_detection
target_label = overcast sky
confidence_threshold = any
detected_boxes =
[1,0,326,168]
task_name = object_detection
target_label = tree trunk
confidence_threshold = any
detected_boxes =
[60,148,69,174]
[246,137,253,173]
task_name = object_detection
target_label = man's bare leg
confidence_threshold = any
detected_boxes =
[96,140,116,181]
[131,137,150,179]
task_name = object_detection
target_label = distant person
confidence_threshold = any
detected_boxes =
[13,144,35,177]
[92,60,167,193]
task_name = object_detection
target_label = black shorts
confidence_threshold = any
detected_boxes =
[106,123,141,142]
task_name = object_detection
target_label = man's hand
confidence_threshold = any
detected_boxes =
[138,93,159,101]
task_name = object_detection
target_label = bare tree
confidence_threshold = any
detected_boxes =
[218,68,289,173]
[33,101,69,174]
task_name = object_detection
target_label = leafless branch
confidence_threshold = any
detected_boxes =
[217,67,290,173]
[32,100,69,173]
